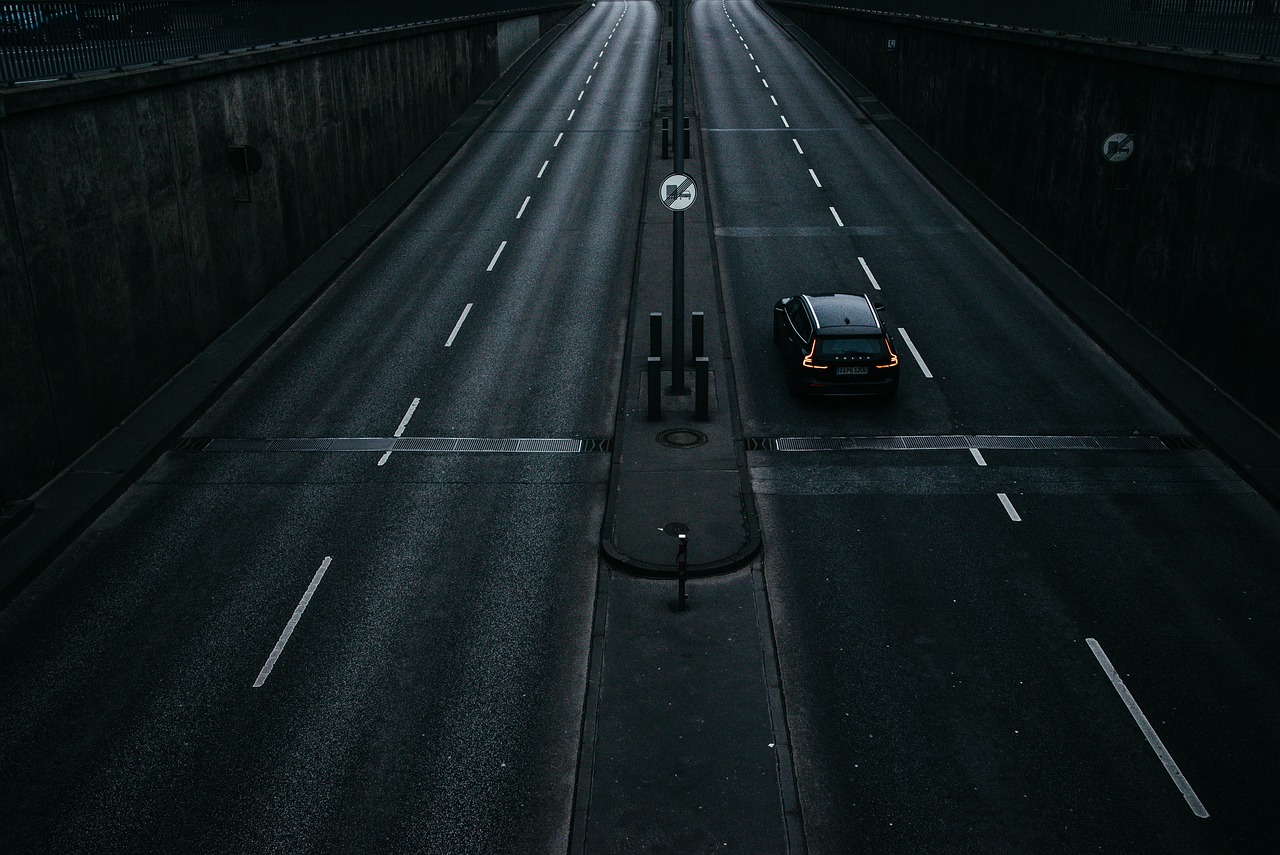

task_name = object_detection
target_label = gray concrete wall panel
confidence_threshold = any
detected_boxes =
[775,2,1280,432]
[498,15,542,72]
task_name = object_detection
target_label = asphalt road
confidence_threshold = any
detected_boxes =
[3,1,1280,852]
[697,1,1280,852]
[0,2,652,851]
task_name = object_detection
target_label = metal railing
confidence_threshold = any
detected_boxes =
[782,1,1280,59]
[1,1,568,86]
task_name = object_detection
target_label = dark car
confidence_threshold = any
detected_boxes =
[773,292,900,396]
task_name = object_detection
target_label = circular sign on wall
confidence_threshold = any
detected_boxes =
[1103,133,1135,163]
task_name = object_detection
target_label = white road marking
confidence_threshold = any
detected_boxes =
[1086,638,1209,818]
[969,447,987,466]
[253,557,332,687]
[578,90,584,100]
[809,169,822,187]
[394,398,421,438]
[770,94,777,105]
[593,61,599,69]
[486,241,507,272]
[762,78,769,88]
[517,195,530,219]
[538,159,549,178]
[599,50,604,57]
[829,206,844,227]
[896,327,933,378]
[781,115,790,128]
[750,53,755,60]
[586,75,592,84]
[567,108,575,121]
[857,256,882,290]
[445,303,474,347]
[554,132,564,147]
[997,492,1021,521]
[755,64,761,72]
[792,138,803,154]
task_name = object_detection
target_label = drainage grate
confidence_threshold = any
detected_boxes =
[763,434,1178,453]
[177,436,610,454]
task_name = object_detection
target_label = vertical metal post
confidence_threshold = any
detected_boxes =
[647,357,662,421]
[676,534,688,610]
[661,117,669,160]
[691,311,704,359]
[650,312,663,358]
[671,0,687,393]
[695,357,709,421]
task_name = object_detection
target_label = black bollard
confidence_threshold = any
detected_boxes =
[691,311,704,359]
[676,533,688,611]
[695,357,709,421]
[647,356,662,421]
[650,312,663,359]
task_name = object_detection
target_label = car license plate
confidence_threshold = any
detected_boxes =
[837,366,869,375]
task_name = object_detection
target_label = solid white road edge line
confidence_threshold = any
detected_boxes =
[997,492,1021,521]
[253,556,332,688]
[445,303,474,348]
[1086,638,1210,819]
[896,327,932,378]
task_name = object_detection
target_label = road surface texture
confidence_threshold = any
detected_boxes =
[697,1,1280,852]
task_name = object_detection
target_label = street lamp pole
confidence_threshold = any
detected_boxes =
[671,0,687,393]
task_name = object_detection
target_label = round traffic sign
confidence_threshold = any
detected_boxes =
[1103,133,1135,163]
[660,173,697,211]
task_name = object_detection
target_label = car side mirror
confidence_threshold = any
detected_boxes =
[873,302,887,312]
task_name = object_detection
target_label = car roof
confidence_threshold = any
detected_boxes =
[802,293,881,335]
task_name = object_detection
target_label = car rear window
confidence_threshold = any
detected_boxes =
[818,336,884,356]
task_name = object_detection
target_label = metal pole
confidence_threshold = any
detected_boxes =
[671,0,687,393]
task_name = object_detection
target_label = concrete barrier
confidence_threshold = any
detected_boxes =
[0,5,575,503]
[771,1,1280,434]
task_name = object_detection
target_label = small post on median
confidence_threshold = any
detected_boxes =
[691,311,704,359]
[676,533,688,611]
[695,356,709,421]
[647,356,662,421]
[650,312,663,358]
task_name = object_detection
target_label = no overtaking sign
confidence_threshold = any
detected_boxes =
[660,173,697,211]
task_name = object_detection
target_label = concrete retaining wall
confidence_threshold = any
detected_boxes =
[0,5,575,503]
[772,2,1280,433]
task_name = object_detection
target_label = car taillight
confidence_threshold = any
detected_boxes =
[802,340,829,369]
[876,336,899,369]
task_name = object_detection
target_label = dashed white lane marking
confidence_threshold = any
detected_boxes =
[586,75,592,84]
[567,108,576,121]
[554,132,564,147]
[969,447,987,466]
[755,64,761,72]
[792,138,803,154]
[578,90,585,100]
[599,50,605,57]
[762,78,769,88]
[829,206,844,227]
[486,241,507,272]
[593,61,599,69]
[1086,638,1210,819]
[770,95,777,105]
[378,396,422,465]
[896,327,933,378]
[394,398,420,438]
[809,169,822,187]
[517,195,530,219]
[253,557,332,688]
[781,115,790,128]
[997,492,1021,521]
[857,256,882,290]
[538,159,549,178]
[445,303,474,347]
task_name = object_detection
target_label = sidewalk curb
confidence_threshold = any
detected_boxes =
[597,0,761,579]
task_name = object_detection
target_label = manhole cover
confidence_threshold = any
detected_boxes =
[657,428,708,448]
[662,522,689,537]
